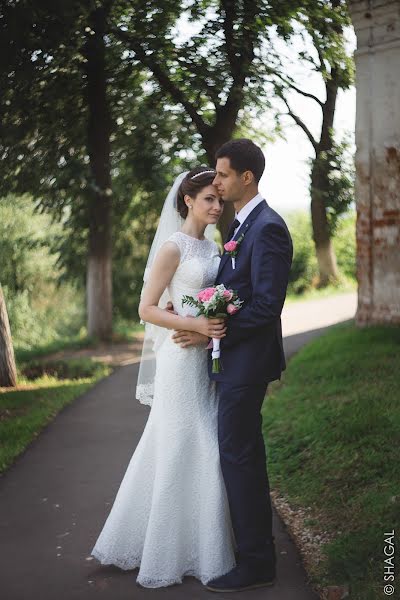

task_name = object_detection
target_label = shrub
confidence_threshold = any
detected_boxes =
[286,211,318,294]
[286,209,356,295]
[333,211,356,279]
[20,358,106,381]
[0,195,85,350]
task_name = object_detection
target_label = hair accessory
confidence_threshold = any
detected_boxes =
[190,170,216,180]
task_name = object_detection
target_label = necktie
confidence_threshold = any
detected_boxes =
[226,218,240,243]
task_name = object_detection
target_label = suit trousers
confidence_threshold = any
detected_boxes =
[216,381,275,570]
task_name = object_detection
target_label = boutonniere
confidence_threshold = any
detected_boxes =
[223,231,246,270]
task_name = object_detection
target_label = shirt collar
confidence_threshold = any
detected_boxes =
[235,193,265,225]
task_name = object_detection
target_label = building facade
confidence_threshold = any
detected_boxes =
[348,0,400,324]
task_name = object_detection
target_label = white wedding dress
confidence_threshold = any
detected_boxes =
[91,231,236,587]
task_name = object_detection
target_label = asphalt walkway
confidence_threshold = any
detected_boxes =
[0,292,357,600]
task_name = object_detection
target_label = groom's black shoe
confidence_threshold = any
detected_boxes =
[205,563,276,593]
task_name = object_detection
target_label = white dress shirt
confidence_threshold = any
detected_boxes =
[231,192,265,238]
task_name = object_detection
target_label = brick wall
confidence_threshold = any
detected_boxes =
[349,0,400,325]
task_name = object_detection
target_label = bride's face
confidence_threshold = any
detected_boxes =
[186,184,224,225]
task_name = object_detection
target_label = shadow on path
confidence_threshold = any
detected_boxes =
[283,319,353,359]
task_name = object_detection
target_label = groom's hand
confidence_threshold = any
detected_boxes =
[172,330,209,348]
[165,301,177,315]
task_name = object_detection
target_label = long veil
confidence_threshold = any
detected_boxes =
[135,172,216,406]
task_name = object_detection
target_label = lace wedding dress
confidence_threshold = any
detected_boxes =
[91,231,236,587]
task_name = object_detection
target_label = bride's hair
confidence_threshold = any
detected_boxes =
[176,166,217,219]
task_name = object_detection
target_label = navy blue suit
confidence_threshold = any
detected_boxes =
[209,200,293,570]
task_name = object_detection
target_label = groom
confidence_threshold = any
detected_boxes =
[172,138,293,592]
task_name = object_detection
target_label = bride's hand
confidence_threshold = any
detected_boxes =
[190,315,227,338]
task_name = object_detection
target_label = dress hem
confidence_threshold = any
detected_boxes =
[91,548,236,588]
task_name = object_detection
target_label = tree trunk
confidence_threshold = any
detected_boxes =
[0,285,17,388]
[86,197,113,340]
[310,73,340,286]
[84,7,113,341]
[310,160,339,286]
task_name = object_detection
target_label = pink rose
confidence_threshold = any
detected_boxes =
[223,290,233,301]
[224,240,238,252]
[227,303,239,315]
[197,287,216,302]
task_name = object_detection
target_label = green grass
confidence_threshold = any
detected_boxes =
[14,320,144,364]
[286,276,357,304]
[2,319,144,474]
[113,318,144,339]
[14,333,96,363]
[17,357,110,382]
[263,323,400,599]
[0,359,111,474]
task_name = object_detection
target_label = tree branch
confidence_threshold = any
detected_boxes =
[272,71,324,108]
[217,0,257,125]
[220,0,238,74]
[280,95,318,152]
[220,0,256,83]
[112,27,209,136]
[102,0,116,16]
[307,28,326,73]
[183,55,220,106]
[241,0,257,63]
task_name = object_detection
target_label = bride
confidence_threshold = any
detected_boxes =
[90,167,237,587]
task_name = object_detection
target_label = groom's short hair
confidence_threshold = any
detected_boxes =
[215,139,265,183]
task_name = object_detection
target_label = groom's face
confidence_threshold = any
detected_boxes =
[213,157,245,203]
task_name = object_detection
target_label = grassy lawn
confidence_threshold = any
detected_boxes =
[263,323,400,600]
[286,277,357,304]
[14,320,144,364]
[2,319,144,476]
[0,359,111,474]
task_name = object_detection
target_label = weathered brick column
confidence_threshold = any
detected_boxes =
[348,0,400,325]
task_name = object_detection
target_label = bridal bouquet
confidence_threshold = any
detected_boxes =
[182,284,243,373]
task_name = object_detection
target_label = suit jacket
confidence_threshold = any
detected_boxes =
[208,200,293,385]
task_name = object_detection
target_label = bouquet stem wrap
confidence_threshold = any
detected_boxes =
[211,337,221,373]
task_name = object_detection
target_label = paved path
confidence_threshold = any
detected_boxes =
[281,292,357,338]
[0,292,357,600]
[282,292,357,356]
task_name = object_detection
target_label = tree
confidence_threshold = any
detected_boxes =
[83,3,114,339]
[0,1,192,338]
[1,0,354,336]
[1,1,115,338]
[112,0,300,237]
[0,285,17,388]
[271,0,354,285]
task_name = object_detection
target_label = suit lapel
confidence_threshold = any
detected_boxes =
[217,200,267,278]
